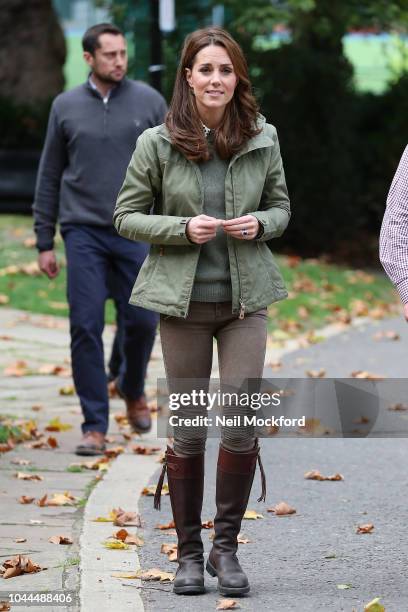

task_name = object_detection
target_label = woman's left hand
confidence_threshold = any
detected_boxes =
[222,215,260,240]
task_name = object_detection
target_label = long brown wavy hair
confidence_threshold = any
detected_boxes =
[165,27,261,162]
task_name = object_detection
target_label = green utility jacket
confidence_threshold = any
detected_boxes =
[113,114,291,318]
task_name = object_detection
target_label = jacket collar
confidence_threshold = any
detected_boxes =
[157,113,273,162]
[84,75,128,99]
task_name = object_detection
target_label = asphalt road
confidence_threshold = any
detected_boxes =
[138,315,408,612]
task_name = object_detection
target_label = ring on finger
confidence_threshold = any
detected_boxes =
[241,229,249,237]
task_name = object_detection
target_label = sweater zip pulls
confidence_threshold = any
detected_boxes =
[230,165,245,319]
[103,99,108,136]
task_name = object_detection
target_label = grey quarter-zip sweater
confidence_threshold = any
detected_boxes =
[33,77,167,252]
[191,134,232,302]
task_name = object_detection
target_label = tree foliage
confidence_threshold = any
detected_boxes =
[101,0,408,258]
[220,0,408,257]
[223,0,408,39]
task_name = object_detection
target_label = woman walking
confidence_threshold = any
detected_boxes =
[114,26,290,596]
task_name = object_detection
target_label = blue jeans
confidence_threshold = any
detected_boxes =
[62,224,158,434]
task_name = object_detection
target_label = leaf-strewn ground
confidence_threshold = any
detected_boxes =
[0,215,398,330]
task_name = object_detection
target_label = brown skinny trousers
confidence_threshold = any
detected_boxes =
[159,301,268,456]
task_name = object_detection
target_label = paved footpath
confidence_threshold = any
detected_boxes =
[1,308,408,612]
[0,308,166,612]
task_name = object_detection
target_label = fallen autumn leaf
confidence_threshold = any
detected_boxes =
[102,540,129,550]
[15,472,43,481]
[132,445,161,455]
[142,484,169,497]
[243,510,263,520]
[37,492,77,506]
[135,568,174,582]
[268,501,296,516]
[364,597,385,612]
[160,543,178,562]
[304,470,344,481]
[49,535,73,545]
[155,520,176,530]
[216,598,240,610]
[18,496,35,504]
[356,523,374,534]
[0,555,44,579]
[45,417,73,432]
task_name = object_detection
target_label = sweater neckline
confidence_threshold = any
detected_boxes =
[201,122,212,137]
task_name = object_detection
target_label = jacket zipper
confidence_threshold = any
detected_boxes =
[183,162,204,318]
[239,298,245,320]
[230,165,245,319]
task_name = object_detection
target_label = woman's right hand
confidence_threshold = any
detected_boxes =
[186,215,222,244]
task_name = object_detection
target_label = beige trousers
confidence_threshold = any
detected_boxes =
[160,301,268,456]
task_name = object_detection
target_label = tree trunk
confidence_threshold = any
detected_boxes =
[0,0,66,104]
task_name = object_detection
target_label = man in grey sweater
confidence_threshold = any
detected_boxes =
[32,23,167,454]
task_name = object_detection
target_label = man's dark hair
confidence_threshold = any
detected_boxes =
[82,23,124,55]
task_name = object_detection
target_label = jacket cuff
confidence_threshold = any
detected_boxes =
[177,217,196,245]
[185,219,196,244]
[250,209,290,242]
[36,239,54,252]
[254,221,265,240]
[250,211,271,241]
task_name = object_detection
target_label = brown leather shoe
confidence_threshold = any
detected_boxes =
[75,431,106,456]
[125,395,152,433]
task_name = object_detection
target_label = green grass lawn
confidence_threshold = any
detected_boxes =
[0,215,398,334]
[0,215,115,323]
[343,34,408,93]
[64,34,88,88]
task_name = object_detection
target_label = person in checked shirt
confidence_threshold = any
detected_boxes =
[380,146,408,321]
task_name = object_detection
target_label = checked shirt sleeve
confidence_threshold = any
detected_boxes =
[380,145,408,304]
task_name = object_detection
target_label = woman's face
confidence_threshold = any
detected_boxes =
[185,44,238,121]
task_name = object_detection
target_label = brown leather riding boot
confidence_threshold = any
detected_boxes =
[206,443,266,596]
[154,446,205,595]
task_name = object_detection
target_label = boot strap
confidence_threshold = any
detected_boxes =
[257,452,266,502]
[154,456,167,510]
[218,443,267,502]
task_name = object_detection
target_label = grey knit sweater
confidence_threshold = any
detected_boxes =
[33,77,167,252]
[191,135,232,302]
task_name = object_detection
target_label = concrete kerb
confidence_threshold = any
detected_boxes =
[79,425,165,612]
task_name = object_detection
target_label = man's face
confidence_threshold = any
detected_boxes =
[84,33,128,83]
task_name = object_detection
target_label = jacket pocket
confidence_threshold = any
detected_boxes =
[130,246,162,296]
[256,242,286,291]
